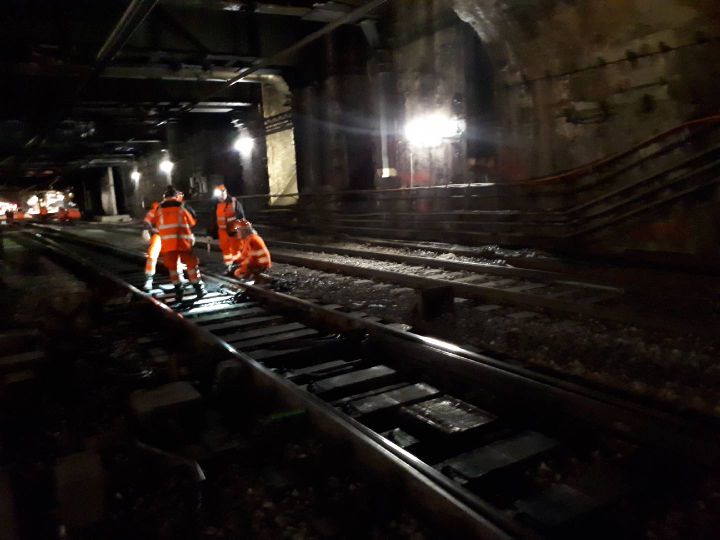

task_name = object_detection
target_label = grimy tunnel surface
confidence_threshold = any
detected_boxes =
[2,1,720,539]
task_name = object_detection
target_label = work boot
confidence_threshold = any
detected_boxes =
[142,276,153,292]
[174,284,184,302]
[193,281,207,298]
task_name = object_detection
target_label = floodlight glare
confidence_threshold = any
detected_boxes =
[233,135,254,156]
[130,170,141,182]
[159,159,174,175]
[404,113,464,148]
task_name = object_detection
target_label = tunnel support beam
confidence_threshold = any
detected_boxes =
[100,167,118,216]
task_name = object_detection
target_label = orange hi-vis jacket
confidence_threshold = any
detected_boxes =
[143,201,159,229]
[238,233,271,275]
[152,199,197,253]
[215,198,242,233]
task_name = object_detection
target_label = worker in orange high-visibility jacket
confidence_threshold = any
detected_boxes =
[140,201,162,292]
[209,184,245,274]
[39,205,48,222]
[233,219,271,280]
[66,206,81,221]
[148,186,206,302]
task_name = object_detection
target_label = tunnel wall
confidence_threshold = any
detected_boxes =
[453,0,720,181]
[281,0,720,259]
[292,0,720,186]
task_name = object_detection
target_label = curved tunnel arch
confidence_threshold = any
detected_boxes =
[452,0,720,180]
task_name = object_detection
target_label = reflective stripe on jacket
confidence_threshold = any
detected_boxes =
[215,198,243,231]
[152,199,196,253]
[239,233,271,274]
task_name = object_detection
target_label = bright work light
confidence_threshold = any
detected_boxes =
[159,159,174,175]
[404,113,464,148]
[233,135,254,156]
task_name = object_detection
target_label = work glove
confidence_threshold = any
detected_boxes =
[141,229,151,243]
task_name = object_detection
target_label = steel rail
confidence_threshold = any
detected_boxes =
[267,248,719,338]
[22,229,527,540]
[31,226,720,470]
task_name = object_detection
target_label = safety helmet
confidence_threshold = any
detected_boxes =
[236,218,255,238]
[163,185,178,199]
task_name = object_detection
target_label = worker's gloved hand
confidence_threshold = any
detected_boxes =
[141,229,151,243]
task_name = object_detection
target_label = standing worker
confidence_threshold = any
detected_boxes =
[233,219,271,280]
[210,184,245,274]
[141,201,161,292]
[5,208,14,225]
[147,186,206,302]
[142,196,185,292]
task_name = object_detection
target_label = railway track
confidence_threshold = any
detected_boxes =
[25,223,720,416]
[56,222,719,337]
[261,239,719,339]
[10,226,720,539]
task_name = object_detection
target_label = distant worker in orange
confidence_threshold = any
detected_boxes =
[67,206,81,221]
[60,204,81,222]
[210,184,245,274]
[233,219,271,281]
[147,186,206,302]
[39,204,48,222]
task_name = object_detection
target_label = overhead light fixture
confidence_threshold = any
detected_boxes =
[159,158,174,175]
[233,135,254,157]
[404,113,465,148]
[130,170,141,182]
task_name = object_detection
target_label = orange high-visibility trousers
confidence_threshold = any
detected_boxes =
[145,233,162,275]
[218,229,240,266]
[162,251,201,285]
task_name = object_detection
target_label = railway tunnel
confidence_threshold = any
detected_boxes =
[2,1,720,538]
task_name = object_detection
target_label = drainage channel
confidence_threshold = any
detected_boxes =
[23,228,720,539]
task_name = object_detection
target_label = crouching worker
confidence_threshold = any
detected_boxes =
[148,186,207,302]
[233,219,271,281]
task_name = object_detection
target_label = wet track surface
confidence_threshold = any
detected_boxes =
[4,224,720,539]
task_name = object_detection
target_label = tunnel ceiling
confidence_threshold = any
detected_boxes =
[0,0,376,187]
